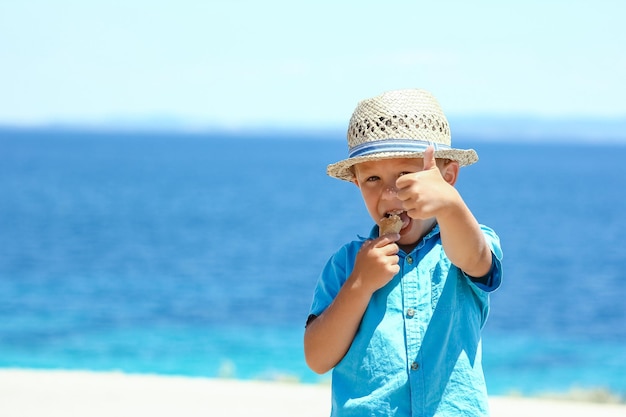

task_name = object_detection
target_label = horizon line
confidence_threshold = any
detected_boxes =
[1,118,625,144]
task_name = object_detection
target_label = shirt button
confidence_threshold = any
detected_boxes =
[406,308,415,318]
[406,256,413,264]
[411,362,419,371]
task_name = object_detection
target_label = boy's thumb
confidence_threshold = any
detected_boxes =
[422,145,436,171]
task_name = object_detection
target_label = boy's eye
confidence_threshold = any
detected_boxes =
[366,176,380,182]
[399,171,412,177]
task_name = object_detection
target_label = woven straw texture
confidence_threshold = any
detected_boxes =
[348,89,451,146]
[327,89,478,181]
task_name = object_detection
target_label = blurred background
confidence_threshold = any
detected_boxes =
[1,0,625,402]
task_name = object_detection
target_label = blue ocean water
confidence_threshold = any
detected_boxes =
[0,128,625,397]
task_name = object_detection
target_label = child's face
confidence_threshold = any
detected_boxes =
[352,157,447,247]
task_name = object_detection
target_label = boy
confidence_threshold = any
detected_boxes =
[304,89,503,416]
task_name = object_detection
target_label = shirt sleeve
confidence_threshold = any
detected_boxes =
[307,241,359,319]
[462,225,503,293]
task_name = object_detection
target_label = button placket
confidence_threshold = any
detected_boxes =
[401,254,421,377]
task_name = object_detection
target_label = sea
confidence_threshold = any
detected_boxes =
[1,127,625,398]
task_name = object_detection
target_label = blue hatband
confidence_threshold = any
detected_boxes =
[348,139,450,158]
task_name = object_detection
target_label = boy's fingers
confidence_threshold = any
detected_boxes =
[374,233,400,247]
[422,145,436,171]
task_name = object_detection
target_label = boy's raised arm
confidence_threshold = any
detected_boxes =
[436,195,493,278]
[397,146,493,278]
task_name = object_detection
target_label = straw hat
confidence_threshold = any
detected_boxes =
[327,89,478,181]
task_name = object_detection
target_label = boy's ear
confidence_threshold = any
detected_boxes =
[350,167,360,187]
[441,160,459,186]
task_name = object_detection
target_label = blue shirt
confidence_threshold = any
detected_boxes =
[309,224,503,417]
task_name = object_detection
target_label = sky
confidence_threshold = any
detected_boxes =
[1,0,625,129]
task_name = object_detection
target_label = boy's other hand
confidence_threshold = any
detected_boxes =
[351,235,400,293]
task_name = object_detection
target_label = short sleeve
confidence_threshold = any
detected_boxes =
[463,225,503,293]
[308,241,360,318]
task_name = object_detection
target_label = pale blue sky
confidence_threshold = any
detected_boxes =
[1,0,625,128]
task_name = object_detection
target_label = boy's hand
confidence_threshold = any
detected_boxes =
[396,146,459,220]
[350,235,400,293]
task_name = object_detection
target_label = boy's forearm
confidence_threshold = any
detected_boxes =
[437,195,492,278]
[304,276,372,374]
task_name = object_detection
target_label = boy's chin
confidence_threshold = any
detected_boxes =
[397,221,431,246]
[397,233,419,247]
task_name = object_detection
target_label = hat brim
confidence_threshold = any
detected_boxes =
[327,149,478,182]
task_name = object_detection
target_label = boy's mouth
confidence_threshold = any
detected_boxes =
[384,209,404,218]
[381,209,411,233]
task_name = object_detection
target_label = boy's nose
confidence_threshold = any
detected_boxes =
[383,185,398,198]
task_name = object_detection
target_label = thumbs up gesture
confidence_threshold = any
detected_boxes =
[396,145,459,220]
[421,143,438,172]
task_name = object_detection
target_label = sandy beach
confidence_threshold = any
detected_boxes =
[0,369,625,417]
